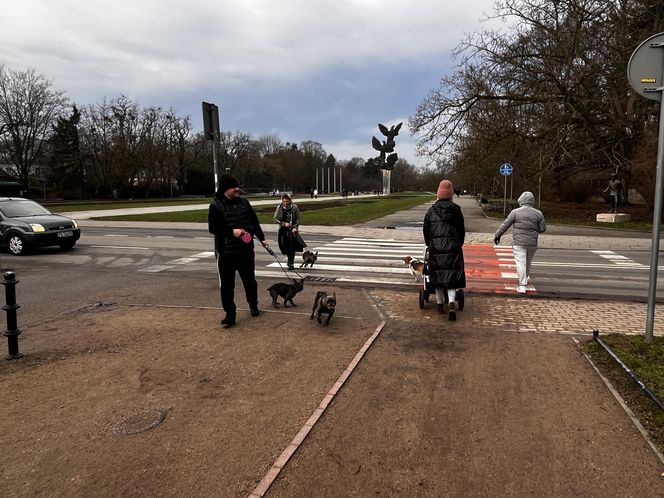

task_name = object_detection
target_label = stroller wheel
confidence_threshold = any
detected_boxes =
[419,289,426,309]
[457,289,465,311]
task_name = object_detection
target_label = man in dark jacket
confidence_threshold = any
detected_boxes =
[208,175,271,328]
[423,179,466,321]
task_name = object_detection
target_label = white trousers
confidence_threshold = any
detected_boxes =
[435,288,456,304]
[513,245,537,286]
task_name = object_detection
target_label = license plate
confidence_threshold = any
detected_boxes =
[57,231,73,238]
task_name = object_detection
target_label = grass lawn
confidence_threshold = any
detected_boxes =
[583,335,664,453]
[91,193,435,225]
[483,199,656,232]
[47,197,212,212]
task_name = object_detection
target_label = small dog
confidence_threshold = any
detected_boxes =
[310,291,336,325]
[403,256,425,278]
[267,279,304,308]
[300,250,318,268]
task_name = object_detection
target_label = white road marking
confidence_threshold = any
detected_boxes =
[90,245,151,250]
[139,265,176,272]
[266,262,409,274]
[590,250,644,267]
[166,257,200,265]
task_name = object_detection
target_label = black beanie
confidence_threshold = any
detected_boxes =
[218,175,239,193]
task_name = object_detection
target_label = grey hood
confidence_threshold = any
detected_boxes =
[518,191,535,207]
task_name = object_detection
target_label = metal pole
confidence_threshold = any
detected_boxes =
[503,176,507,215]
[2,271,22,360]
[212,135,219,192]
[538,154,542,209]
[645,96,664,342]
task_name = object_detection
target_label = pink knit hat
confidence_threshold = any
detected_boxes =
[437,180,454,199]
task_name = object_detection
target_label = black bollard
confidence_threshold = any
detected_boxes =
[2,271,22,360]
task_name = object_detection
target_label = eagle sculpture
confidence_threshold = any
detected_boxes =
[371,122,402,169]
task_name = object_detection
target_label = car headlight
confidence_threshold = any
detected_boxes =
[29,223,46,232]
[72,219,78,228]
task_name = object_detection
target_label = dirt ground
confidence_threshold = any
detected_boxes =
[1,286,663,497]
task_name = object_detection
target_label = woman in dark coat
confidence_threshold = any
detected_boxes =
[274,193,304,270]
[423,179,466,321]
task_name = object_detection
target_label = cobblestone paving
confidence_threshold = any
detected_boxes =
[370,290,664,337]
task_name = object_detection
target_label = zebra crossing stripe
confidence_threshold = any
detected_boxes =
[139,265,176,273]
[320,247,422,254]
[590,250,644,268]
[134,239,648,297]
[266,262,410,274]
[165,257,200,265]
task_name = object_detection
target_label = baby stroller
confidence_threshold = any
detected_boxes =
[418,247,465,311]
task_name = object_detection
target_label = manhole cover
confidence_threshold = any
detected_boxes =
[112,409,166,436]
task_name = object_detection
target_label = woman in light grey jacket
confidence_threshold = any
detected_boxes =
[494,191,546,294]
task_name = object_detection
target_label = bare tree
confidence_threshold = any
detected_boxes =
[164,111,193,196]
[410,0,664,200]
[0,65,69,192]
[79,96,142,196]
[217,131,254,181]
[255,134,284,156]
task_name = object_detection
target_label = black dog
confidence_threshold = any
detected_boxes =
[267,279,304,308]
[300,250,318,268]
[310,291,336,325]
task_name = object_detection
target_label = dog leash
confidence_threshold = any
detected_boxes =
[262,239,305,283]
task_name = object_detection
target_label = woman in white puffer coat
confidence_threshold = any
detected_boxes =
[493,191,546,294]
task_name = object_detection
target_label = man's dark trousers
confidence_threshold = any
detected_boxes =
[218,251,258,315]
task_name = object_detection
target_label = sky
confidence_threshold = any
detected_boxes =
[1,0,497,168]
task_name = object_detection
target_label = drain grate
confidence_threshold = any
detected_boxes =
[304,276,338,282]
[112,409,166,436]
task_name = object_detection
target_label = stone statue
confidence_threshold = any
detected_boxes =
[602,174,623,214]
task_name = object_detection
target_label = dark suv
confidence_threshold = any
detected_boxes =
[0,198,81,255]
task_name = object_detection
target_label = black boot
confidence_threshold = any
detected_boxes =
[221,314,236,328]
[287,259,294,270]
[250,306,260,317]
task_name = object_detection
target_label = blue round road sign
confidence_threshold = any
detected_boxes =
[500,163,513,176]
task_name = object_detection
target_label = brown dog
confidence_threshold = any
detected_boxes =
[403,256,425,278]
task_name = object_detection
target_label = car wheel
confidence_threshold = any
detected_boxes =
[7,234,27,255]
[59,240,76,251]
